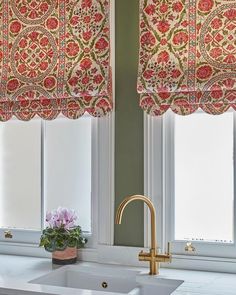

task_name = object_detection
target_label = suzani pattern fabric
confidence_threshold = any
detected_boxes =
[138,0,236,115]
[0,0,112,121]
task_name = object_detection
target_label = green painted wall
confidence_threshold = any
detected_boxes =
[114,0,144,247]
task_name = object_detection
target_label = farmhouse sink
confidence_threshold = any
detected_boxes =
[30,263,183,295]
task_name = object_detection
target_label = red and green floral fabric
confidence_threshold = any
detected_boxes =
[138,0,236,115]
[0,0,112,121]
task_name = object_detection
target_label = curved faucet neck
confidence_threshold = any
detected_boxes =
[115,195,157,250]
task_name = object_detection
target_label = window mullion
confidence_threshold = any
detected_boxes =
[163,112,175,250]
[233,112,236,247]
[40,120,46,231]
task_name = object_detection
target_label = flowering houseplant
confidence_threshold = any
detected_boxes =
[40,207,87,254]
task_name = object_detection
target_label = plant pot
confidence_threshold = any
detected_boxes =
[52,247,77,265]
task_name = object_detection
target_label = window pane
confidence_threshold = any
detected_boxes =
[174,112,234,243]
[45,117,92,233]
[0,120,41,230]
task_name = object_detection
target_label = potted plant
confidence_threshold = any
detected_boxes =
[40,207,87,265]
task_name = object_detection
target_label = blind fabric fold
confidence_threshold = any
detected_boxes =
[0,0,112,121]
[137,0,236,116]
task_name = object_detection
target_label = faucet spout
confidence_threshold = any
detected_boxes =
[116,195,157,250]
[116,195,171,275]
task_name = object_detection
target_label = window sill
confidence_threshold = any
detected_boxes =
[1,242,236,274]
[168,254,236,274]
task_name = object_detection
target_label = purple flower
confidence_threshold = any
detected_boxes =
[46,211,52,222]
[45,207,78,229]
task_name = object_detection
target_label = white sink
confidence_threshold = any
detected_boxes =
[30,264,183,295]
[136,275,184,295]
[30,265,140,294]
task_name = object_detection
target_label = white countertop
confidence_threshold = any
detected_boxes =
[162,269,236,295]
[0,255,235,294]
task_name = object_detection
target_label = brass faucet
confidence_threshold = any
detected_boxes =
[115,195,171,275]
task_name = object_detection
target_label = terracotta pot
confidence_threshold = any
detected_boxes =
[52,247,77,265]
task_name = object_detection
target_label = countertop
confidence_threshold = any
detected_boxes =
[0,255,235,294]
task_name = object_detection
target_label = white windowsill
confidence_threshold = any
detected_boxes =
[1,242,236,275]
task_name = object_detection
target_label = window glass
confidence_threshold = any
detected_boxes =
[44,117,92,232]
[0,117,92,234]
[174,112,234,243]
[0,120,41,230]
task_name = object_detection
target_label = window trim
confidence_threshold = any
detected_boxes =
[144,111,236,273]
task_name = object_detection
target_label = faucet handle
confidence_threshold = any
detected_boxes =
[167,242,171,256]
[165,242,172,263]
[166,242,172,262]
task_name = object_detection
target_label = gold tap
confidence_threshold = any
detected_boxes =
[115,195,171,275]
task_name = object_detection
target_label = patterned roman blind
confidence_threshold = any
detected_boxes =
[137,0,236,116]
[0,0,112,121]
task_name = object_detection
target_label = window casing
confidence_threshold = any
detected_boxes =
[144,110,236,267]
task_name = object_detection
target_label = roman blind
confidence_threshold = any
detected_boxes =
[137,0,236,115]
[0,0,112,121]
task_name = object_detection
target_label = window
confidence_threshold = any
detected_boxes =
[0,120,41,231]
[0,117,92,244]
[44,118,92,233]
[145,110,236,265]
[174,112,234,244]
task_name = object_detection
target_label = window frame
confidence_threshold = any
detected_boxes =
[0,113,115,255]
[144,111,236,272]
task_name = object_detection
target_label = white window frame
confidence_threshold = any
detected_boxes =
[0,112,115,258]
[144,112,236,273]
[0,0,115,258]
[0,116,96,247]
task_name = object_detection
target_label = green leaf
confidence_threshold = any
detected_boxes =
[39,226,87,252]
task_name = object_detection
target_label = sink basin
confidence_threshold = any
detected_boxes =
[30,264,140,294]
[136,275,184,295]
[30,263,183,295]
